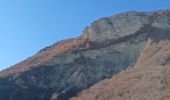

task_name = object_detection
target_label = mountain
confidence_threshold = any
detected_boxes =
[0,8,170,100]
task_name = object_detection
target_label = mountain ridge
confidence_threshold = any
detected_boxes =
[0,8,170,100]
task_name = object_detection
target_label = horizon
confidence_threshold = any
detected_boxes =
[1,0,170,71]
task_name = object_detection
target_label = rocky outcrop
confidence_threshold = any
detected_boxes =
[0,8,170,100]
[71,36,170,100]
[82,11,152,42]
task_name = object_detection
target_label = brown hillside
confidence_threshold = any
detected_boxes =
[71,40,170,100]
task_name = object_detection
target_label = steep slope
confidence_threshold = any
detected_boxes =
[72,9,170,100]
[0,8,170,100]
[71,39,170,100]
[0,37,86,77]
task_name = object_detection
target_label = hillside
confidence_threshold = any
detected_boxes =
[0,8,170,100]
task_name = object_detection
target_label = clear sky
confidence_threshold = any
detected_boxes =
[0,0,170,71]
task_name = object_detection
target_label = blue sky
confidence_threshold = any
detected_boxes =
[0,0,170,70]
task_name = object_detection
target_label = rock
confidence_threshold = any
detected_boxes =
[0,8,170,100]
[82,11,152,42]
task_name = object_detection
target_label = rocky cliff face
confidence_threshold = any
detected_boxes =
[0,8,170,100]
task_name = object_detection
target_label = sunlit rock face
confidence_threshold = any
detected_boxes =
[82,11,152,42]
[0,8,170,100]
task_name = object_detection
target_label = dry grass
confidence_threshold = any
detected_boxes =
[72,40,170,100]
[0,37,87,77]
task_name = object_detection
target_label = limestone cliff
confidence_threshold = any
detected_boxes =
[0,8,170,100]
